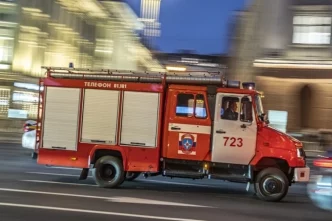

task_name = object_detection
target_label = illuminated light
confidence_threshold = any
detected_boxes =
[166,66,186,72]
[253,59,332,70]
[0,64,10,70]
[313,159,332,168]
[204,163,208,169]
[70,157,78,161]
[0,36,14,40]
[14,82,40,91]
[242,82,255,90]
[95,49,113,54]
[21,7,42,13]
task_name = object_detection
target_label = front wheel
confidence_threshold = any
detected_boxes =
[92,156,125,188]
[254,167,289,202]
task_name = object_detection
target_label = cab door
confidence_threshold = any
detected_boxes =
[211,93,257,164]
[165,89,211,161]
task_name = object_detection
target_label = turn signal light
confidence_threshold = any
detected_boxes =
[313,159,332,168]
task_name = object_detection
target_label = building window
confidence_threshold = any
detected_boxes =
[0,88,10,117]
[293,16,331,45]
[0,38,14,63]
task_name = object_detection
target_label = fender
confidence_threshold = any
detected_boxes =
[88,145,129,170]
[250,147,298,167]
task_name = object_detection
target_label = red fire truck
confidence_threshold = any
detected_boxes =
[35,66,309,202]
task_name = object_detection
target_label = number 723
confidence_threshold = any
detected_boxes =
[223,137,243,147]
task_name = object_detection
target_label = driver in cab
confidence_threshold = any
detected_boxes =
[223,101,238,121]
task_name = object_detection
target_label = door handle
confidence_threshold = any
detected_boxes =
[216,129,226,134]
[171,126,181,130]
[241,124,247,129]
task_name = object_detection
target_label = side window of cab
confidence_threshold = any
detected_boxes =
[176,93,207,119]
[240,96,253,123]
[221,97,240,121]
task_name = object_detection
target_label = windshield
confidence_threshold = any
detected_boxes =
[255,94,264,118]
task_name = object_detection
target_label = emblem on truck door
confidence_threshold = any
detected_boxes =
[178,133,197,155]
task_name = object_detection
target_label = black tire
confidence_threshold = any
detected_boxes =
[31,152,38,159]
[125,172,141,181]
[254,167,289,202]
[92,156,125,188]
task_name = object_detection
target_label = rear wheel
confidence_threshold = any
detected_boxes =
[254,167,289,202]
[92,156,125,188]
[125,172,141,181]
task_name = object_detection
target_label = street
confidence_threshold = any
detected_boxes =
[0,143,330,221]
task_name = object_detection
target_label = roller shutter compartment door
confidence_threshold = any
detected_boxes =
[81,89,120,144]
[120,91,160,147]
[42,87,81,151]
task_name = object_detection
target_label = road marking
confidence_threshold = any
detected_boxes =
[107,197,212,208]
[0,188,212,208]
[26,172,88,177]
[20,180,96,187]
[26,172,221,188]
[0,202,206,221]
[0,188,106,199]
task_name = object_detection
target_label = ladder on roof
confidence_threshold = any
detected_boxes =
[41,66,230,86]
[34,78,44,156]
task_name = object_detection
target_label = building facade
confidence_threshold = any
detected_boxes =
[155,51,228,74]
[229,0,332,132]
[0,0,164,128]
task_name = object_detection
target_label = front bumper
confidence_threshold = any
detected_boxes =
[294,166,310,182]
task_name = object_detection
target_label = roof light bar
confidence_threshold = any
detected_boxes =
[242,82,255,90]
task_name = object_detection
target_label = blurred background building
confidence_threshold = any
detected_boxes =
[0,0,165,131]
[155,50,227,74]
[139,0,161,50]
[229,0,332,135]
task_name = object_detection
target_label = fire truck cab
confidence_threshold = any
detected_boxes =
[35,67,310,202]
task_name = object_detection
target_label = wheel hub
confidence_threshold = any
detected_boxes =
[101,164,116,181]
[263,177,282,194]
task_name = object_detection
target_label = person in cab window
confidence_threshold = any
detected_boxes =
[223,101,238,120]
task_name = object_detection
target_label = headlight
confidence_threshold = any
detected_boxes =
[297,148,306,158]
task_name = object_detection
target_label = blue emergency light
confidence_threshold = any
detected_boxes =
[242,82,255,90]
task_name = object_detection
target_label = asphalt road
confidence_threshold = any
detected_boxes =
[0,143,330,221]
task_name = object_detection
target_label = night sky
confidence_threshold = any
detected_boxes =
[125,0,247,55]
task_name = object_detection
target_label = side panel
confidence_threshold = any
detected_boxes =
[120,91,161,171]
[81,89,120,144]
[250,126,305,168]
[212,93,257,164]
[38,80,163,171]
[120,91,160,147]
[163,89,211,161]
[42,87,81,151]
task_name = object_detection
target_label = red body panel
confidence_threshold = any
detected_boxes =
[162,87,212,161]
[37,77,164,172]
[38,143,160,172]
[251,125,305,167]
